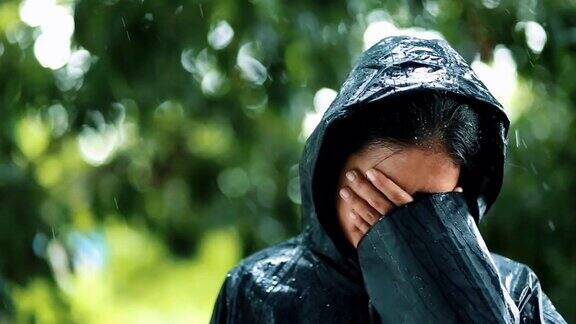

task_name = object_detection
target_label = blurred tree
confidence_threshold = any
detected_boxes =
[0,0,574,321]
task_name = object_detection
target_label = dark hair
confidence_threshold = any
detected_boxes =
[341,90,481,169]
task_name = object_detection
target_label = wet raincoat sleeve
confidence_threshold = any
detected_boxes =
[210,276,229,324]
[357,192,565,324]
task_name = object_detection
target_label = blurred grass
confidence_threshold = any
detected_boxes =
[13,222,240,323]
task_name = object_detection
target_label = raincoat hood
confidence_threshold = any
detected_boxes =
[300,35,510,272]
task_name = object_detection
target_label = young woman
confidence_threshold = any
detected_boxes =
[210,36,566,323]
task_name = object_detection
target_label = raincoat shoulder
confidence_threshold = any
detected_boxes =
[210,235,368,324]
[492,253,567,323]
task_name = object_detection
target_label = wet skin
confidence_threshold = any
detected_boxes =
[336,143,463,248]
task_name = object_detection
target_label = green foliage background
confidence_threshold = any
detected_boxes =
[0,0,574,322]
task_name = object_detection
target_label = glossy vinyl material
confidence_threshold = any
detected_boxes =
[358,192,519,323]
[210,36,566,323]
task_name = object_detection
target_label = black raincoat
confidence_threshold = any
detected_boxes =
[210,36,566,323]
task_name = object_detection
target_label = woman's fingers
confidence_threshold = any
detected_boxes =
[365,168,413,206]
[350,210,370,233]
[339,187,380,225]
[349,210,370,248]
[338,168,414,248]
[344,170,394,216]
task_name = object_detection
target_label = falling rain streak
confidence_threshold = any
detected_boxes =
[121,17,131,42]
